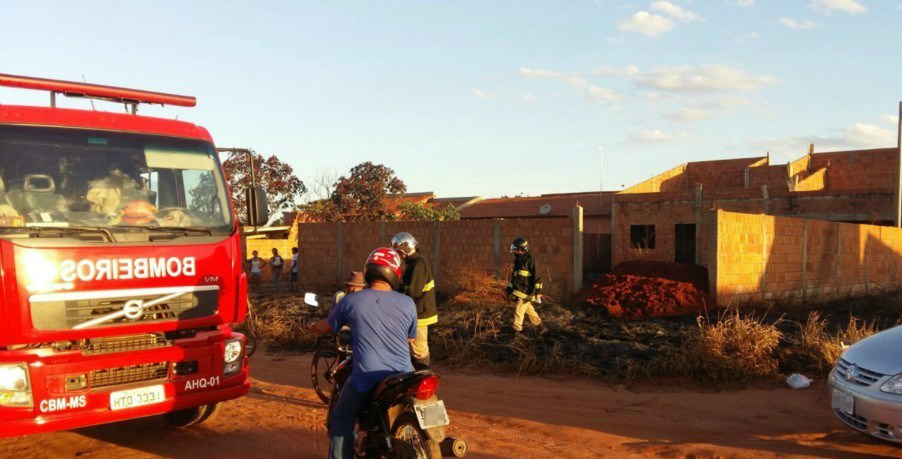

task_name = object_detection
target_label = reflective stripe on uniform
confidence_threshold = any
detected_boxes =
[535,282,543,290]
[422,280,435,293]
[511,290,531,300]
[418,314,438,327]
[516,270,532,277]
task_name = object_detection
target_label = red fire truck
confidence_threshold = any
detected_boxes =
[0,74,257,436]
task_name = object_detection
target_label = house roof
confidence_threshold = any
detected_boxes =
[431,196,483,210]
[459,192,612,219]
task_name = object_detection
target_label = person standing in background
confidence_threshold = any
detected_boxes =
[391,232,437,368]
[289,247,299,293]
[247,250,264,292]
[270,248,284,293]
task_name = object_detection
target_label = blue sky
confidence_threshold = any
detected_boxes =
[1,1,900,199]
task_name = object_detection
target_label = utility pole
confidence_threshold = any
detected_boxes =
[897,102,902,227]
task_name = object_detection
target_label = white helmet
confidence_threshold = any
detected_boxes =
[391,232,418,256]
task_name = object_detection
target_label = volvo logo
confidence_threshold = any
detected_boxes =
[122,299,146,320]
[846,364,859,382]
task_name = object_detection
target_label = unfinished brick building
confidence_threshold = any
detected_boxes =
[612,147,899,269]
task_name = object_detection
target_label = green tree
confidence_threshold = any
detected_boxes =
[330,162,406,221]
[398,201,460,221]
[221,151,306,225]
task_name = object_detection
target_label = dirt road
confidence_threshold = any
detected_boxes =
[1,353,899,459]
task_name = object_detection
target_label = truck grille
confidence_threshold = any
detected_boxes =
[81,334,170,355]
[30,286,219,330]
[89,361,170,389]
[835,358,884,386]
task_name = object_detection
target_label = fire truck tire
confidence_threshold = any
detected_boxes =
[163,403,219,427]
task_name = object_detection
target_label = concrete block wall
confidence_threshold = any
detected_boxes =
[296,217,576,296]
[244,238,294,281]
[713,210,902,306]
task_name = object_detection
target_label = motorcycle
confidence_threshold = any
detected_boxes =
[304,293,468,459]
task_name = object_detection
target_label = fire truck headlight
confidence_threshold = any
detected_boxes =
[223,339,243,376]
[224,339,242,364]
[0,364,33,407]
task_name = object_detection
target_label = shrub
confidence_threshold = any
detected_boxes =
[641,309,782,382]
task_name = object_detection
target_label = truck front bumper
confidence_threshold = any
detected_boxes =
[0,329,250,437]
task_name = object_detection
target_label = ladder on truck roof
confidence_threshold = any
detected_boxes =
[0,73,195,114]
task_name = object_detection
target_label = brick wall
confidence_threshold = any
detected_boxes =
[296,217,575,296]
[712,210,902,305]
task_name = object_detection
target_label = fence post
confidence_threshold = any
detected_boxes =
[493,220,502,276]
[802,220,808,302]
[572,206,584,294]
[433,222,441,284]
[336,223,344,284]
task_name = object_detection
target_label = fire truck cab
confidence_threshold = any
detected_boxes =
[0,74,252,436]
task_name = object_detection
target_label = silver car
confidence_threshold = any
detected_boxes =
[829,325,902,443]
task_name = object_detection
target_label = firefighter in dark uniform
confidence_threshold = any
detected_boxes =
[391,232,437,367]
[506,237,544,336]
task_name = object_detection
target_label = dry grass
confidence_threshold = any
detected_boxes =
[240,272,896,384]
[242,294,324,352]
[636,309,783,382]
[788,311,880,373]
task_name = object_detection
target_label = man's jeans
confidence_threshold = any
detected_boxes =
[329,383,369,459]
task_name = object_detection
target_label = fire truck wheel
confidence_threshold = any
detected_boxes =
[163,403,219,427]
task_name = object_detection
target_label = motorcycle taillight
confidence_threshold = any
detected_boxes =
[408,375,440,400]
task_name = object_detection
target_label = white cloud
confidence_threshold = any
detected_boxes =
[591,64,641,77]
[618,11,675,37]
[521,92,536,102]
[845,123,894,146]
[635,64,778,92]
[757,121,894,156]
[728,0,755,6]
[471,89,490,98]
[518,67,587,87]
[779,17,816,29]
[811,0,867,14]
[629,129,691,144]
[587,85,620,101]
[666,107,714,122]
[651,1,701,22]
[881,114,899,125]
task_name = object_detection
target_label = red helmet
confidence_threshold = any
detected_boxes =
[364,248,403,290]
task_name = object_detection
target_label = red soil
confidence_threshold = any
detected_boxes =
[584,274,713,320]
[612,260,710,293]
[580,261,715,321]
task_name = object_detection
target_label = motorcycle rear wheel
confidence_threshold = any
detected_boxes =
[391,413,441,459]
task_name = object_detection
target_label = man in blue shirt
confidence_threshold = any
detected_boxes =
[309,248,417,459]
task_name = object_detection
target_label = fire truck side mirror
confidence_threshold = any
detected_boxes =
[246,186,269,227]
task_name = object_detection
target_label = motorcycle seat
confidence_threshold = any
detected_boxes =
[371,370,431,400]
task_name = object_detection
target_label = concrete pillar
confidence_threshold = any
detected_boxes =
[336,223,344,284]
[761,184,770,215]
[694,183,703,265]
[707,210,719,301]
[802,220,808,302]
[433,222,441,284]
[572,206,584,294]
[493,220,502,276]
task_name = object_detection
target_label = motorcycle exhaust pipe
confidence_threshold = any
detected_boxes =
[440,437,468,457]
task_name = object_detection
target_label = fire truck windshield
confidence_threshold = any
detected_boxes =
[0,125,233,237]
